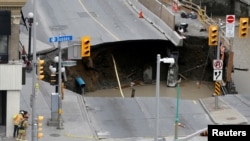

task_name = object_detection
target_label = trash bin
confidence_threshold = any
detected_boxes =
[75,77,85,95]
[75,77,85,87]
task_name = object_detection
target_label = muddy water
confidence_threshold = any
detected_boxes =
[85,80,215,100]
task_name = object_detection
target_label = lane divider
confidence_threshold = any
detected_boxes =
[78,0,120,41]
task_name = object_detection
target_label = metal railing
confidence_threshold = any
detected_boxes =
[180,0,231,48]
[161,0,231,49]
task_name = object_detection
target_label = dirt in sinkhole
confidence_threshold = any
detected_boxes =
[43,38,214,94]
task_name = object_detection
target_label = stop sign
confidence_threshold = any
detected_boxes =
[226,15,235,24]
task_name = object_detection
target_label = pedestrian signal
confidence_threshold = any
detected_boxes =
[50,73,58,85]
[37,58,45,80]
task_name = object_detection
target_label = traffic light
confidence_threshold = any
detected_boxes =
[37,115,44,139]
[81,36,91,57]
[37,58,45,80]
[239,17,249,37]
[208,25,218,46]
[50,73,58,85]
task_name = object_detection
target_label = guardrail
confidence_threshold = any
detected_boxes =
[179,0,231,49]
[162,0,231,49]
[128,0,184,46]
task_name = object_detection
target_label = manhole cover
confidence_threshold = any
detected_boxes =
[226,117,236,120]
[50,133,61,137]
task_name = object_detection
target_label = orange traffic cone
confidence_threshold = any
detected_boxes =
[172,3,178,12]
[139,10,144,18]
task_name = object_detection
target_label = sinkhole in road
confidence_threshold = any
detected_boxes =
[44,38,214,94]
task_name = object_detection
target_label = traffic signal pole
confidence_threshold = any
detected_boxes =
[57,40,64,129]
[215,19,222,109]
[31,0,38,140]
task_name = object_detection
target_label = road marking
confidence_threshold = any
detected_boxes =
[78,0,123,98]
[193,100,197,104]
[78,0,120,41]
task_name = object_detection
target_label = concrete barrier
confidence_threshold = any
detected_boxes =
[127,0,183,46]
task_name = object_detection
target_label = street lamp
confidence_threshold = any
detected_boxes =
[155,54,175,141]
[26,12,34,72]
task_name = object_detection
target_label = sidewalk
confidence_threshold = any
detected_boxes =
[2,77,249,141]
[200,96,248,125]
[1,78,248,141]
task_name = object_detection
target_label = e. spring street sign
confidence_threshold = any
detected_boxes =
[49,35,73,43]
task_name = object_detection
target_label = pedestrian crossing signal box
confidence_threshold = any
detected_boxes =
[50,73,58,85]
[37,59,45,80]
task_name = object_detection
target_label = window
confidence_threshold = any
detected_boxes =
[0,10,10,64]
[0,35,8,63]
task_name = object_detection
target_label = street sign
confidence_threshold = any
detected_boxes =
[213,70,223,81]
[226,15,235,23]
[62,60,77,67]
[225,15,235,37]
[49,35,73,43]
[213,60,223,70]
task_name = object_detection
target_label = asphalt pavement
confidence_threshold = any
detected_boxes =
[1,72,248,141]
[3,1,248,140]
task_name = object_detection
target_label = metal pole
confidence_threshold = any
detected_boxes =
[155,54,160,141]
[174,83,180,140]
[57,40,64,129]
[32,0,37,140]
[28,21,32,62]
[55,62,59,93]
[215,19,221,109]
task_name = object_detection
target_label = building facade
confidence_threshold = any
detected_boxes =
[0,0,27,137]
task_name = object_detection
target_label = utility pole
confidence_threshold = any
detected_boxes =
[48,34,73,128]
[57,39,64,129]
[31,0,38,140]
